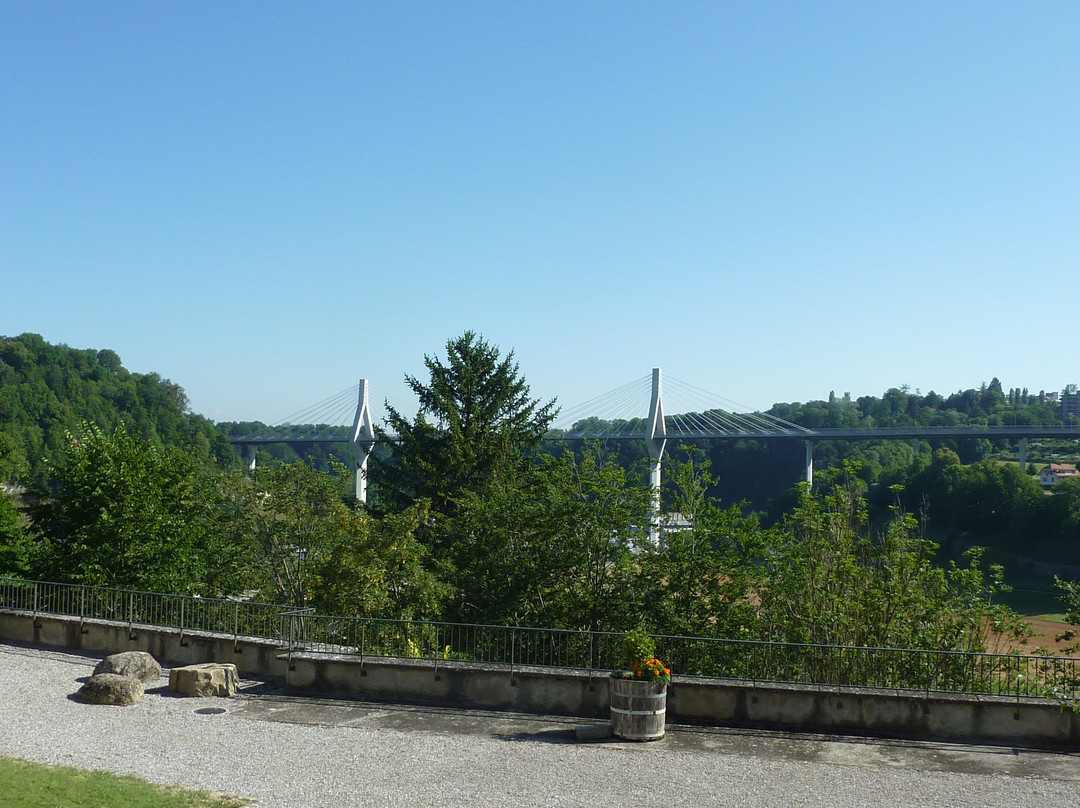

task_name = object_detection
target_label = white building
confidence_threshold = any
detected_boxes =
[1039,463,1080,487]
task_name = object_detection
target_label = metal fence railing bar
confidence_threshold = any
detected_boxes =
[2,576,1078,701]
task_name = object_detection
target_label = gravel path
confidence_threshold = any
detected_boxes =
[1,642,1079,808]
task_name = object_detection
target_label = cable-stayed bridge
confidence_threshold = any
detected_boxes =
[228,368,1080,537]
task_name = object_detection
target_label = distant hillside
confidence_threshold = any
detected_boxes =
[0,333,234,483]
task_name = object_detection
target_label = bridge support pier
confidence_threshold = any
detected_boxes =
[1019,437,1028,471]
[351,379,376,504]
[247,444,257,471]
[646,368,667,546]
[804,440,815,488]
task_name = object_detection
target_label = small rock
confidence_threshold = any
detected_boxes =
[93,651,162,683]
[75,673,144,706]
[169,663,240,697]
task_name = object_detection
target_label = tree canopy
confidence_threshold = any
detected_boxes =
[374,331,558,515]
[0,333,234,484]
[25,423,227,594]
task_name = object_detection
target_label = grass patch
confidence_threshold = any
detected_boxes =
[0,756,249,808]
[1027,612,1068,623]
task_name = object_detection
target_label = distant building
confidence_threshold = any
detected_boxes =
[1040,463,1080,487]
[1061,390,1080,421]
[660,512,693,536]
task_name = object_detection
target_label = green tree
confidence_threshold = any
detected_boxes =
[222,460,448,616]
[222,459,355,605]
[0,489,31,576]
[374,331,557,515]
[0,333,236,486]
[310,503,448,621]
[431,447,649,631]
[26,423,224,593]
[529,449,649,633]
[756,465,1027,656]
[1055,576,1080,628]
[635,450,763,640]
[433,471,558,624]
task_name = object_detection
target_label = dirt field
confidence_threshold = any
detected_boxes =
[1012,615,1078,655]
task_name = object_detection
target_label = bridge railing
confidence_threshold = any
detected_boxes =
[2,577,1077,701]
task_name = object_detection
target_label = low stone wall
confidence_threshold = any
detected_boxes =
[287,652,610,717]
[669,676,1080,747]
[0,610,288,679]
[3,608,1077,748]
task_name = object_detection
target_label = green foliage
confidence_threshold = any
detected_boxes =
[218,460,446,617]
[0,333,234,485]
[221,459,356,605]
[374,331,557,515]
[620,626,656,670]
[26,423,228,594]
[432,470,559,624]
[883,452,1079,566]
[432,447,649,631]
[528,449,649,633]
[0,489,31,576]
[310,503,449,621]
[616,627,671,683]
[1056,576,1080,628]
[754,463,1029,655]
[635,449,763,639]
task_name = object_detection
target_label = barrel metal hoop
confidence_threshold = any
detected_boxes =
[610,706,667,716]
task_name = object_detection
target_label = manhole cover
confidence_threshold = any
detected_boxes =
[193,707,227,716]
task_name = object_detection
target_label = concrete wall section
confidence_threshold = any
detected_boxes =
[288,654,611,717]
[5,611,288,678]
[670,677,1079,747]
[2,608,1077,748]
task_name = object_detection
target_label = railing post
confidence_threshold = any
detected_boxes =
[360,622,366,671]
[1016,669,1023,716]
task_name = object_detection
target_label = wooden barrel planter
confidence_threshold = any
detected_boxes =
[610,676,667,741]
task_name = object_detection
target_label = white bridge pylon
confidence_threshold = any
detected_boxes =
[351,379,376,503]
[646,368,666,546]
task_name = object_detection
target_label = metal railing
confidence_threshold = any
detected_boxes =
[2,576,1078,701]
[651,634,1080,700]
[0,577,288,646]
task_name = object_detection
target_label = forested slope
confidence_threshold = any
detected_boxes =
[0,333,234,483]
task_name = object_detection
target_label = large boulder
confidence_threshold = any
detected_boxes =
[169,663,240,697]
[93,651,162,683]
[75,673,144,706]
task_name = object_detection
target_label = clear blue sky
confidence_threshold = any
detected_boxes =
[3,2,1077,424]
